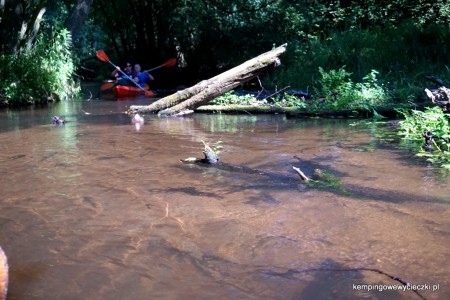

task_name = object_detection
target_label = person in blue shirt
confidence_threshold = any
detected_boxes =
[133,64,154,87]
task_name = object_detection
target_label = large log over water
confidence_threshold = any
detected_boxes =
[129,44,287,116]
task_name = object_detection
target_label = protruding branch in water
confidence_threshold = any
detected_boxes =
[181,141,220,164]
[202,141,220,164]
[292,166,310,181]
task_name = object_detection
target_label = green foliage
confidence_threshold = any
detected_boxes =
[399,107,450,170]
[211,91,307,108]
[0,25,78,105]
[267,21,450,102]
[316,66,354,105]
[399,107,450,141]
[306,169,352,195]
[272,93,308,109]
[81,0,450,98]
[212,91,265,106]
[3,0,448,105]
[314,66,388,111]
[36,25,79,99]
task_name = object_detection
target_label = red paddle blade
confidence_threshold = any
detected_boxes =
[100,82,116,91]
[144,90,155,97]
[161,58,177,68]
[96,50,110,63]
[143,85,155,97]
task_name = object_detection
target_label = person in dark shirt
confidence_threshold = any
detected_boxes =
[112,62,138,86]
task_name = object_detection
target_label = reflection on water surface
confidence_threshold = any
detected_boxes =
[0,99,449,299]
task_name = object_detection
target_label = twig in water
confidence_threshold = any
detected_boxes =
[293,166,310,181]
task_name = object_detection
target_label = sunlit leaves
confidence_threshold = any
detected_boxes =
[399,106,450,170]
[0,23,78,104]
[315,66,388,111]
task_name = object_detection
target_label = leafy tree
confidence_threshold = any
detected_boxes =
[65,0,94,40]
[0,0,47,54]
[0,0,88,104]
[2,0,450,105]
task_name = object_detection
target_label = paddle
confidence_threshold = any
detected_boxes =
[100,81,116,91]
[96,50,153,97]
[143,58,177,73]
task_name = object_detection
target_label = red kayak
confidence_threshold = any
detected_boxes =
[113,85,155,98]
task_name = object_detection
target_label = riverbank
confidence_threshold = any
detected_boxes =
[194,103,413,119]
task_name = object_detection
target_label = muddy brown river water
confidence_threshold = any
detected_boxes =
[0,97,449,300]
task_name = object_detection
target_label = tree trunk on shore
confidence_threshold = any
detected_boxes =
[65,0,93,41]
[0,0,47,54]
[128,43,287,116]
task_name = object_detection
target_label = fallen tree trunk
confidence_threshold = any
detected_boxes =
[128,44,287,116]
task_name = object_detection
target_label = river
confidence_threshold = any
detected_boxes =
[0,95,449,299]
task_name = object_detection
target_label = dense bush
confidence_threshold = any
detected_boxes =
[212,66,387,113]
[87,0,449,94]
[0,26,78,106]
[314,67,388,111]
[267,22,450,101]
[399,106,450,170]
[3,0,450,106]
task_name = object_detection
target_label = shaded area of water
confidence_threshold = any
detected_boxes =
[0,98,449,299]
